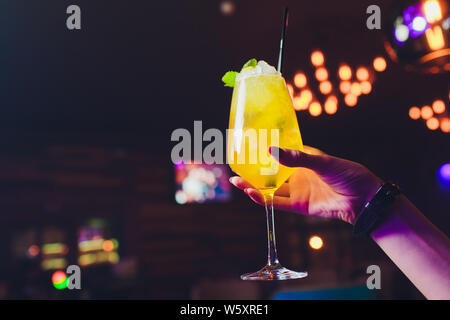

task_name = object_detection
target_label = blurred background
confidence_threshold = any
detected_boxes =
[0,0,449,299]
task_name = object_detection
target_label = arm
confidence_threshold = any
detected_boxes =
[230,146,450,299]
[371,195,450,299]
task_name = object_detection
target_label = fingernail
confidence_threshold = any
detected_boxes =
[269,146,285,159]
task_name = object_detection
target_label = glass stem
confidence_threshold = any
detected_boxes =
[264,193,280,266]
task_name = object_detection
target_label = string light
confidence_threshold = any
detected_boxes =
[360,81,372,94]
[350,82,362,96]
[373,57,387,72]
[293,72,307,88]
[356,67,370,81]
[338,65,352,80]
[339,81,351,94]
[421,105,434,120]
[324,96,338,115]
[311,50,325,66]
[345,93,358,107]
[287,83,294,98]
[432,100,445,114]
[426,117,440,130]
[309,102,322,116]
[315,67,328,81]
[440,118,450,133]
[319,80,332,95]
[409,106,421,120]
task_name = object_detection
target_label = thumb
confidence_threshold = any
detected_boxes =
[269,146,332,176]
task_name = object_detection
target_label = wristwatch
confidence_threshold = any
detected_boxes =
[352,182,401,237]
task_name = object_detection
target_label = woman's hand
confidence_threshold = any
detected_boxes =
[229,146,383,224]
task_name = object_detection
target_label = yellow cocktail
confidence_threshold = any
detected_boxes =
[227,66,303,194]
[225,60,307,280]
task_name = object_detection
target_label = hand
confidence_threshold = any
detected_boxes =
[229,146,383,224]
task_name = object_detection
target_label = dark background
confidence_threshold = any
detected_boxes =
[0,0,448,299]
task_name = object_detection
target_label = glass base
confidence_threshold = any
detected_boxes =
[241,263,308,281]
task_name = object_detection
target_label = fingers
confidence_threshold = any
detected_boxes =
[229,176,290,197]
[303,145,326,156]
[229,176,253,190]
[269,146,332,177]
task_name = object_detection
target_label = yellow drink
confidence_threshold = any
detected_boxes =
[227,73,303,194]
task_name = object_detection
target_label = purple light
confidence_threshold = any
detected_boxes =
[402,4,428,38]
[438,163,450,184]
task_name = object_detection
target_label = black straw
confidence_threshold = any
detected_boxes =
[277,7,289,73]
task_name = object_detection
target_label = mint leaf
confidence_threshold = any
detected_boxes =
[222,71,238,87]
[241,59,257,70]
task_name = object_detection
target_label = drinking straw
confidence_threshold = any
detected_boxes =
[277,7,289,73]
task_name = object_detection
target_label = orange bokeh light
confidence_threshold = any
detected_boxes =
[344,93,357,107]
[339,81,351,94]
[287,83,294,98]
[360,81,372,94]
[426,117,440,130]
[421,105,434,120]
[350,82,362,96]
[319,81,332,95]
[440,118,450,133]
[309,102,322,116]
[103,240,114,252]
[324,96,338,115]
[293,89,313,111]
[311,51,325,66]
[293,73,307,88]
[432,99,445,114]
[315,67,328,82]
[373,57,387,72]
[409,106,421,120]
[338,65,352,80]
[356,67,370,81]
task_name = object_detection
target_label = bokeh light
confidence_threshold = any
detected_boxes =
[293,73,307,88]
[315,67,328,81]
[338,65,352,80]
[309,102,322,116]
[287,83,294,99]
[426,117,440,130]
[421,105,434,120]
[395,24,409,42]
[432,99,446,114]
[319,80,332,95]
[440,118,450,133]
[102,240,114,252]
[344,93,357,107]
[27,245,40,257]
[309,236,324,250]
[438,163,450,185]
[220,1,235,16]
[424,0,442,23]
[293,89,313,111]
[360,81,372,94]
[311,50,325,66]
[324,96,338,115]
[350,82,362,96]
[356,67,369,81]
[51,270,68,290]
[373,57,387,72]
[409,106,421,120]
[339,81,351,94]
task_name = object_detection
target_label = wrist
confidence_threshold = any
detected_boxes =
[349,177,383,225]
